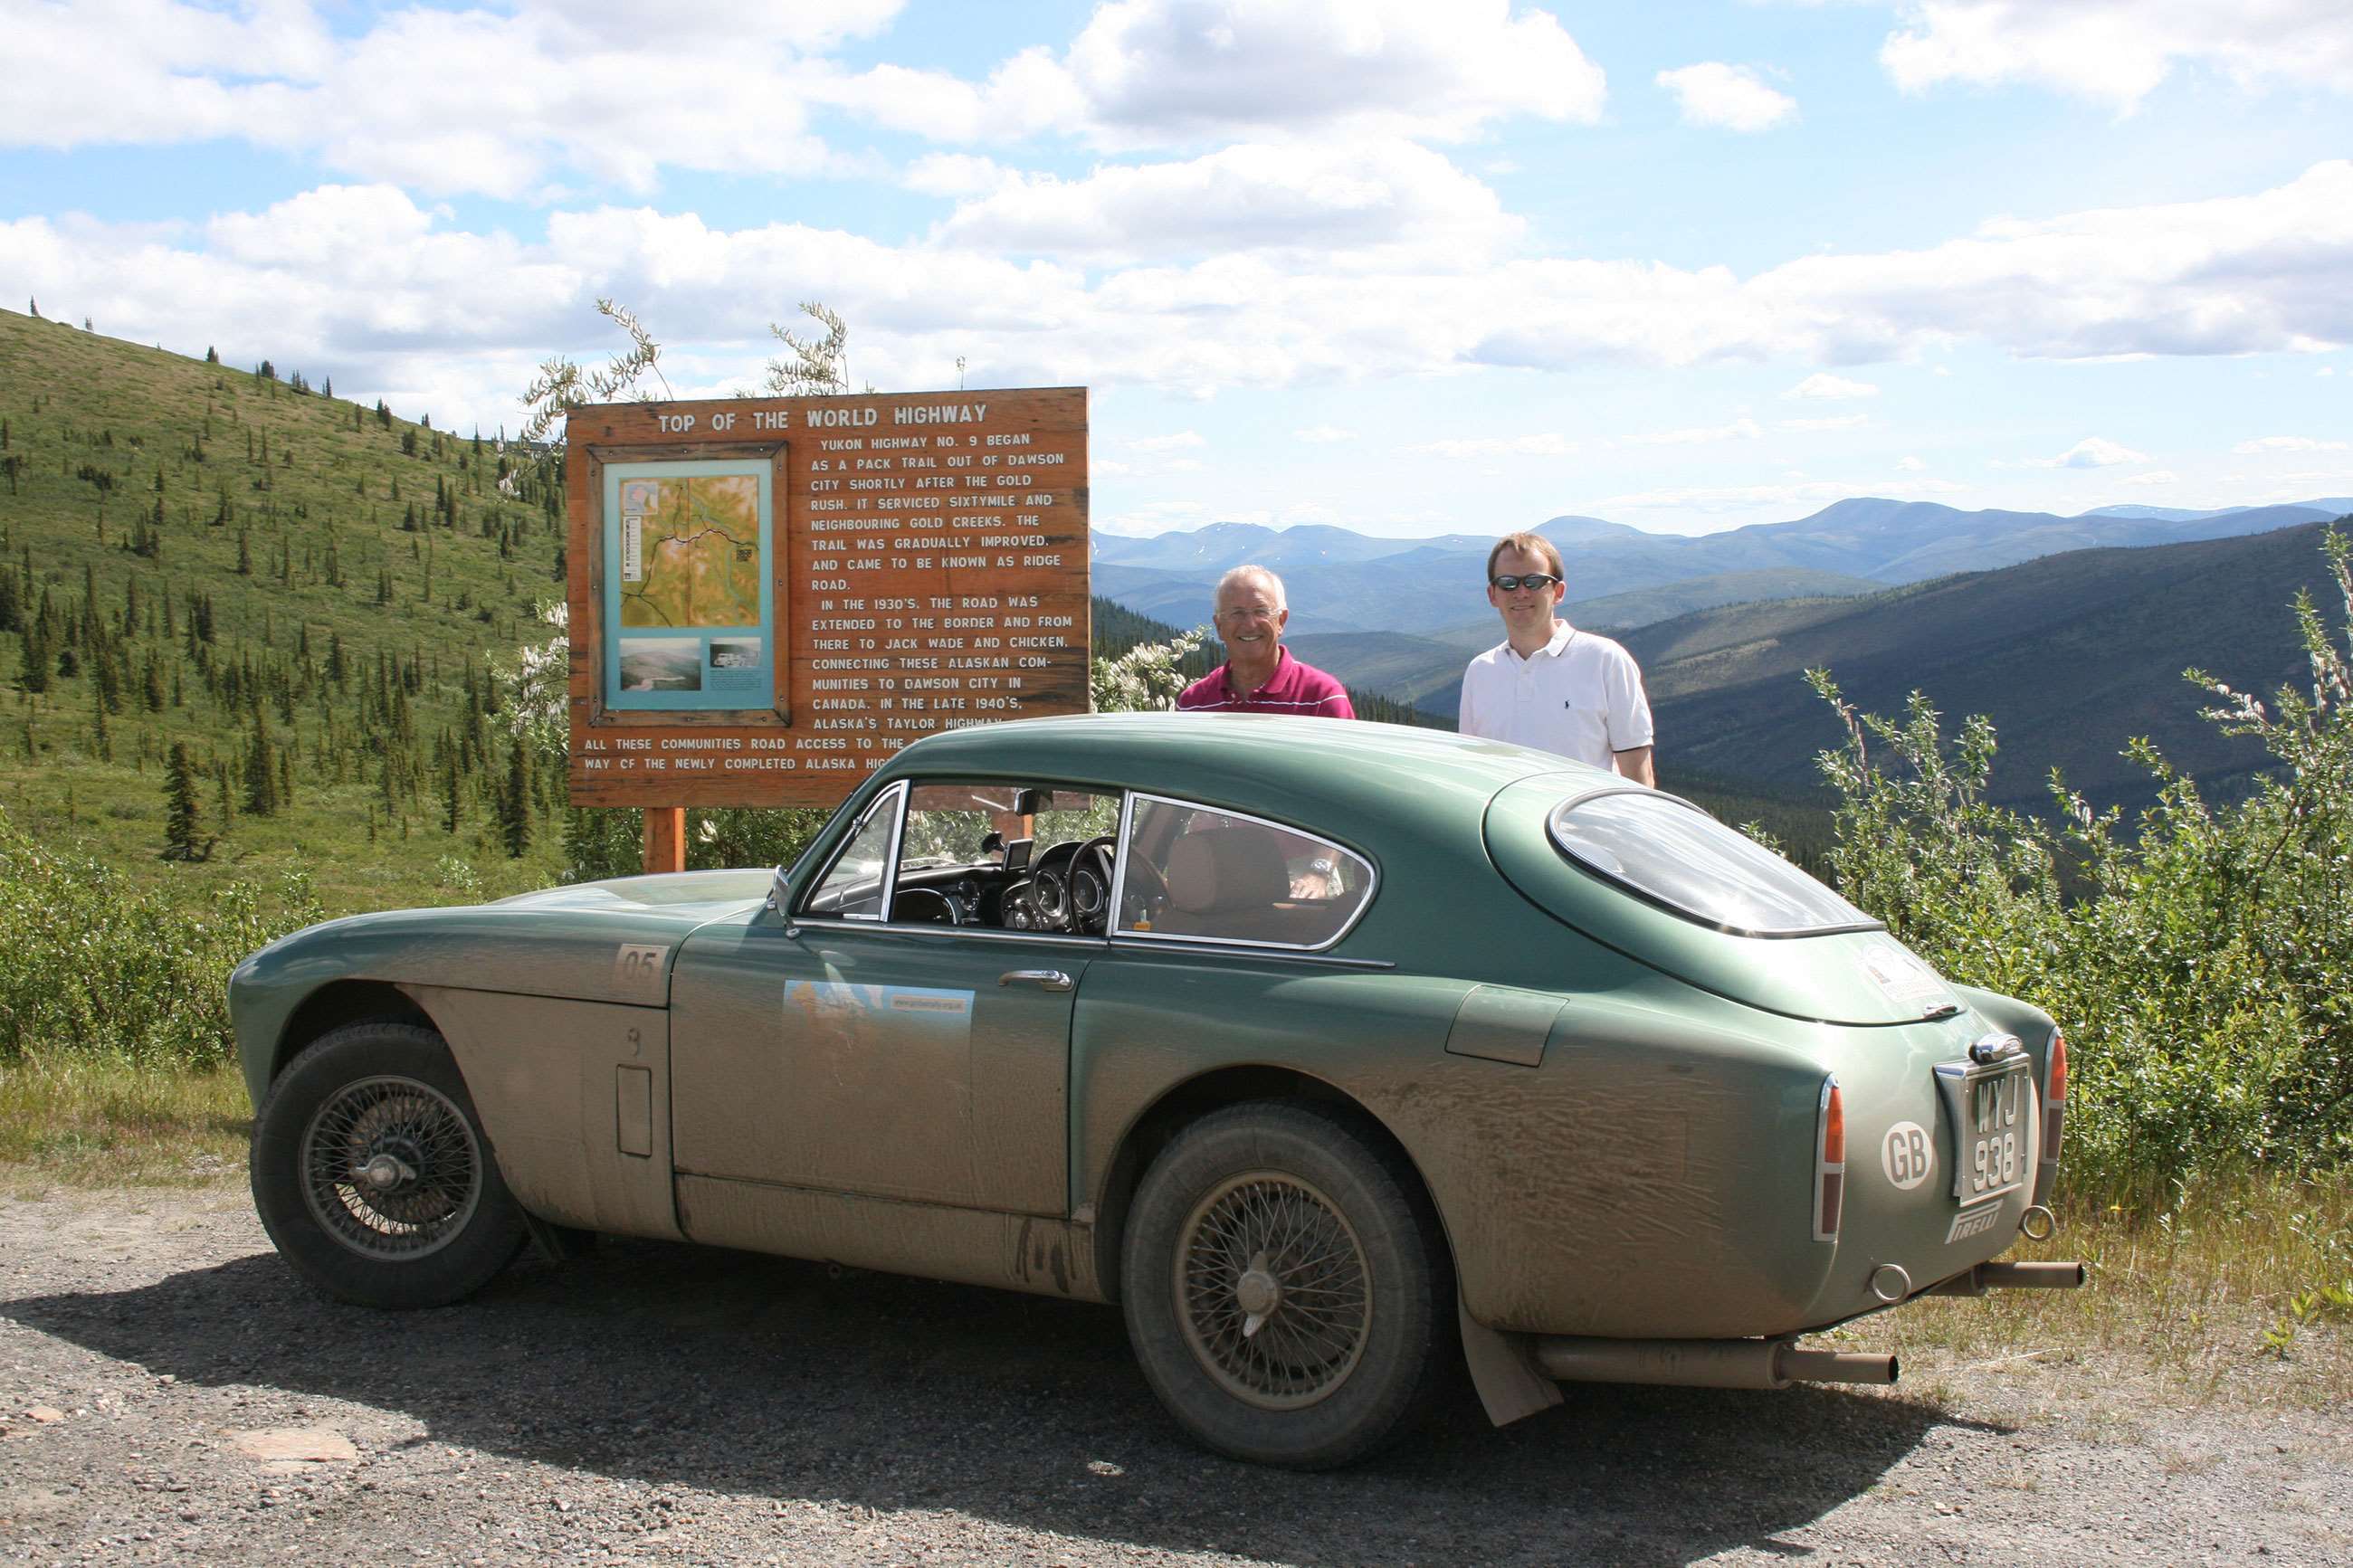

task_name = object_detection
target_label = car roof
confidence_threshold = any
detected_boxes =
[884,712,1614,834]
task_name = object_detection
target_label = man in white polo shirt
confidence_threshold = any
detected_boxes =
[1458,531,1656,785]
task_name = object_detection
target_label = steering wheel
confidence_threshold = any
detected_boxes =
[891,887,959,926]
[1071,835,1119,933]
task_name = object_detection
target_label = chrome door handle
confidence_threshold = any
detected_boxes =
[999,969,1073,992]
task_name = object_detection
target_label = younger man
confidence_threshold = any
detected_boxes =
[1458,532,1654,784]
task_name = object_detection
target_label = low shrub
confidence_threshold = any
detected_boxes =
[0,809,324,1067]
[1809,530,2353,1202]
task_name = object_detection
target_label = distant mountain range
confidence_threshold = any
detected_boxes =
[1094,496,2353,637]
[1101,499,2353,811]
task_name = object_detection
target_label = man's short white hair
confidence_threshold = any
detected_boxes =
[1214,564,1286,613]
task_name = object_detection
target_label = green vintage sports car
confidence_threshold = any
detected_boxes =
[231,713,2082,1468]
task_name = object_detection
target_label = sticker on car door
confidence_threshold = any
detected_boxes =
[783,981,974,1044]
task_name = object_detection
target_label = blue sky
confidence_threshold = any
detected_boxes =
[4,1,2348,537]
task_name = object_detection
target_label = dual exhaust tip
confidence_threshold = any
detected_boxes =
[1534,1257,2085,1392]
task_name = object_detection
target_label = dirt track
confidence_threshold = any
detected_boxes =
[2,1183,2346,1566]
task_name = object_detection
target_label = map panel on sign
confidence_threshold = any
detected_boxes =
[617,476,763,630]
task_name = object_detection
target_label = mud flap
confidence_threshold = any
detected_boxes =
[1460,1293,1563,1426]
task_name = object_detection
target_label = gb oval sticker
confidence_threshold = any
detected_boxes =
[1881,1121,1933,1190]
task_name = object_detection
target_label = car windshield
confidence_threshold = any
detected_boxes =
[1547,792,1878,936]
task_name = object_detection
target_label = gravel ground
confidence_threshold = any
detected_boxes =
[1,1183,2346,1567]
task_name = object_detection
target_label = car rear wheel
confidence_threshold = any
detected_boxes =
[1121,1101,1449,1468]
[250,1021,526,1309]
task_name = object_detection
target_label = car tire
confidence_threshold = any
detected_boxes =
[1121,1100,1450,1468]
[250,1021,527,1310]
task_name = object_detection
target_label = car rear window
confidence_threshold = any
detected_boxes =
[1547,791,1878,937]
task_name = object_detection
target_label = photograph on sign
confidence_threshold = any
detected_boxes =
[602,458,777,712]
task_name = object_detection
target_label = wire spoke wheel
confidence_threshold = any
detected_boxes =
[1176,1171,1371,1410]
[299,1074,483,1261]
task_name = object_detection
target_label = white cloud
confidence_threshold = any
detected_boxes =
[2026,436,2150,469]
[1881,1,2353,111]
[6,2,1605,190]
[1623,417,1764,446]
[1784,372,1881,399]
[1656,62,1797,132]
[1413,432,1576,459]
[1129,430,1206,450]
[10,159,2352,434]
[1055,0,1607,146]
[0,2,898,197]
[1291,424,1358,443]
[2120,470,2181,486]
[931,139,1518,262]
[2232,434,2349,453]
[1778,413,1870,431]
[902,154,1015,197]
[1896,454,1927,470]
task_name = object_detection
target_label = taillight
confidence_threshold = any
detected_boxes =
[2043,1030,2067,1160]
[1814,1077,1845,1242]
[2029,1029,2068,1207]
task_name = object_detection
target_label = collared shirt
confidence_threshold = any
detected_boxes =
[1458,620,1653,767]
[1176,646,1355,717]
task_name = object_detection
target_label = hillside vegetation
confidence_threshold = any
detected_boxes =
[1806,529,2353,1196]
[0,307,576,916]
[1640,521,2353,808]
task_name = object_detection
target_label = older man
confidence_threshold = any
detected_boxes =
[1176,565,1355,717]
[1459,531,1655,784]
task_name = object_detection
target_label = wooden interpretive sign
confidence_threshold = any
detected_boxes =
[565,388,1089,808]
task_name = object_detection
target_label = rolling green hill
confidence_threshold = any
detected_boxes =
[0,312,1448,915]
[1639,520,2352,808]
[0,307,574,909]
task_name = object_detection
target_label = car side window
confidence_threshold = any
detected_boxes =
[801,783,906,920]
[1116,795,1374,949]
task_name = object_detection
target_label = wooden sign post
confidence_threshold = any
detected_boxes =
[561,388,1091,868]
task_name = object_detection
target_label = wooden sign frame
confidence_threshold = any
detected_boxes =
[565,388,1090,809]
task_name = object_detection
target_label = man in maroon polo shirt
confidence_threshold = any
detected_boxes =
[1176,565,1355,717]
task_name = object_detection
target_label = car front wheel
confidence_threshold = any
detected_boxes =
[250,1021,526,1309]
[1121,1101,1449,1468]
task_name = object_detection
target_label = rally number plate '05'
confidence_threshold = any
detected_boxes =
[1932,1054,2037,1205]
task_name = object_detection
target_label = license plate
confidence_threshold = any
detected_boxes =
[1933,1055,2035,1204]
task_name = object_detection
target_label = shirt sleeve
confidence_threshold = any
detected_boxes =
[1457,660,1483,738]
[1603,646,1655,752]
[1321,685,1356,720]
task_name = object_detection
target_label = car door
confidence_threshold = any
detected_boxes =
[668,780,1102,1217]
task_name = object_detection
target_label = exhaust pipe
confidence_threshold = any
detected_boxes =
[1928,1259,2087,1297]
[1534,1336,1898,1391]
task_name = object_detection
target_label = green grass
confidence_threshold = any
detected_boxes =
[0,1057,251,1195]
[1849,1177,2353,1409]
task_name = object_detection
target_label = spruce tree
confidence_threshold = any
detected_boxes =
[163,744,204,857]
[19,625,49,694]
[501,739,532,857]
[243,714,278,815]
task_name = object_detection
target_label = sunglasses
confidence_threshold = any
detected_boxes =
[1491,573,1561,592]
